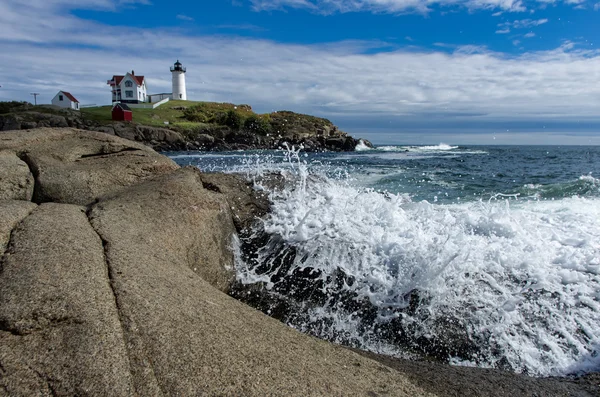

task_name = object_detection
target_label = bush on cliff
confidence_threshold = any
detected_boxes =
[243,114,272,135]
[218,109,245,130]
[0,101,30,114]
[182,103,251,127]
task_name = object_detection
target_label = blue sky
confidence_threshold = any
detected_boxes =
[1,0,599,144]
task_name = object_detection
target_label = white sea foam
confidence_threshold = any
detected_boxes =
[412,143,458,151]
[354,140,373,151]
[236,156,600,377]
[372,144,487,156]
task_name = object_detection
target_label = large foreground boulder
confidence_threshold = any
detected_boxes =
[0,128,178,205]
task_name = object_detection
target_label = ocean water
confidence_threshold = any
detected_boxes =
[169,144,600,377]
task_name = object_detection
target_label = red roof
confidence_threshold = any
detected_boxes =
[109,74,145,87]
[60,91,79,103]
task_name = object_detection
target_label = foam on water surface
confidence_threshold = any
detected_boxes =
[170,146,600,376]
[237,158,600,377]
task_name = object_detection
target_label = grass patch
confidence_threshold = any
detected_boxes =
[5,100,339,140]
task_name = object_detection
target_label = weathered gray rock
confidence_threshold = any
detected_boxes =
[135,125,184,144]
[86,167,433,396]
[90,166,236,293]
[20,122,37,130]
[194,133,215,146]
[0,200,37,253]
[0,203,133,396]
[0,152,34,201]
[326,136,356,151]
[91,125,115,135]
[0,114,21,131]
[30,113,68,129]
[0,128,178,205]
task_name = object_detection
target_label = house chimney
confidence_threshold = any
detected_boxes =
[131,70,135,75]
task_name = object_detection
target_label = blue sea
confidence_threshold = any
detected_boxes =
[169,144,600,377]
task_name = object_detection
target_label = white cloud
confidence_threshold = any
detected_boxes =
[248,0,598,13]
[524,32,536,37]
[216,24,266,31]
[1,0,600,133]
[594,2,600,9]
[251,0,526,13]
[514,18,548,27]
[498,18,548,30]
[496,28,511,33]
[176,14,194,21]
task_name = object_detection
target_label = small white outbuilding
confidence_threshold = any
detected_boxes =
[51,91,80,110]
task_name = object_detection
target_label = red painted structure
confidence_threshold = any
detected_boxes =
[112,103,132,122]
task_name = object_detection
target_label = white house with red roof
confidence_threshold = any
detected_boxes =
[51,91,80,110]
[107,70,147,104]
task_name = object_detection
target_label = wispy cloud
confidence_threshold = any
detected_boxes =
[594,2,600,9]
[250,0,527,13]
[524,32,536,38]
[1,0,600,135]
[216,24,266,31]
[510,18,548,28]
[176,14,194,21]
[495,18,548,34]
[248,0,593,13]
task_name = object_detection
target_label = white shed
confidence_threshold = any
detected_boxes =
[51,91,80,110]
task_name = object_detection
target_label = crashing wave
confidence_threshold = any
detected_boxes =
[233,152,600,377]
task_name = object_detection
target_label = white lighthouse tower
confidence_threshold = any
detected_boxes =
[170,60,187,100]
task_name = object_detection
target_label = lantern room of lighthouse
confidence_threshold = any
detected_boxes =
[170,60,187,101]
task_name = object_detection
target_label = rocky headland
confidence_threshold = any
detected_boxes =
[0,128,598,396]
[0,101,372,152]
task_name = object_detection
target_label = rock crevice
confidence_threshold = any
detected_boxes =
[84,208,139,395]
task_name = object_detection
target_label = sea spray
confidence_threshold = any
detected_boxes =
[169,145,600,377]
[233,155,600,377]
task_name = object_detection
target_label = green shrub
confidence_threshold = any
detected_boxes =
[0,101,30,114]
[220,109,244,129]
[244,114,272,135]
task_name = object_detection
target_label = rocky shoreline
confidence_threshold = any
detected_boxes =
[0,102,372,152]
[0,128,598,396]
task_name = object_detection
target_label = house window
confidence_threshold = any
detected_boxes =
[125,81,133,87]
[59,95,63,101]
[179,94,182,99]
[126,91,133,98]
